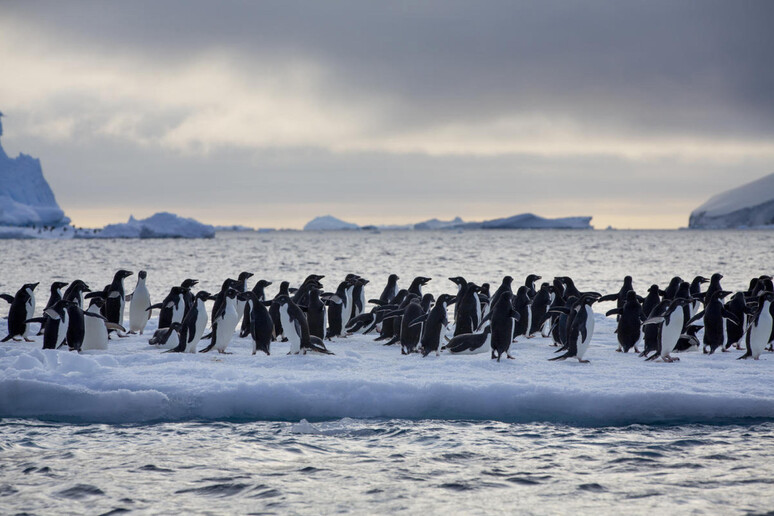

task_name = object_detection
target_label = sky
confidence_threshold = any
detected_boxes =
[1,1,773,229]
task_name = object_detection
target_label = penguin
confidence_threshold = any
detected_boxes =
[37,281,68,335]
[291,274,325,307]
[489,276,514,311]
[703,273,724,302]
[350,277,369,320]
[511,286,532,341]
[412,294,455,357]
[36,299,71,350]
[643,298,688,362]
[104,270,133,332]
[306,289,328,340]
[739,292,774,360]
[150,286,186,329]
[674,325,702,352]
[444,324,492,355]
[524,274,541,298]
[606,291,643,353]
[688,290,738,354]
[1,282,39,342]
[449,276,468,320]
[64,301,86,351]
[637,284,663,358]
[275,295,334,355]
[326,280,353,339]
[528,283,552,337]
[723,292,751,350]
[378,293,417,347]
[663,276,683,300]
[240,279,272,338]
[63,280,90,309]
[688,276,709,316]
[598,275,635,320]
[210,278,238,324]
[373,289,408,342]
[408,276,431,297]
[397,297,425,354]
[549,294,598,363]
[559,277,582,300]
[489,292,519,361]
[81,298,125,351]
[238,291,274,355]
[234,271,254,322]
[378,274,400,304]
[269,281,291,341]
[169,291,211,353]
[128,270,151,334]
[149,323,182,350]
[180,278,199,317]
[200,288,239,354]
[454,283,481,337]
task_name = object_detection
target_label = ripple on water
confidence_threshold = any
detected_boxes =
[57,484,105,499]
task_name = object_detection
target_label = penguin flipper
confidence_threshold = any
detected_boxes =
[597,294,618,302]
[105,322,126,332]
[1,334,13,342]
[307,336,334,355]
[605,308,622,317]
[25,317,46,324]
[0,294,14,303]
[549,352,570,361]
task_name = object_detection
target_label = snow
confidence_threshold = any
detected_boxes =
[690,173,774,228]
[1,313,772,425]
[94,212,216,239]
[303,215,360,231]
[0,114,70,227]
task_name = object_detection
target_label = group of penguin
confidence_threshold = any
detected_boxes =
[2,269,773,363]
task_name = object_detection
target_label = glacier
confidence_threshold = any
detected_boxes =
[1,313,772,425]
[0,113,69,227]
[93,212,216,239]
[689,173,774,229]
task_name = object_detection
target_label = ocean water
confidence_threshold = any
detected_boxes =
[2,229,774,514]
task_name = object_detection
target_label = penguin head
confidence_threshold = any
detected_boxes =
[138,270,147,280]
[225,288,239,299]
[275,294,291,306]
[23,282,39,291]
[196,290,212,301]
[238,272,254,282]
[181,278,199,288]
[625,290,638,301]
[388,274,399,282]
[437,294,456,306]
[51,281,69,291]
[115,270,133,280]
[711,273,723,283]
[502,275,514,285]
[448,276,466,286]
[694,276,709,284]
[526,274,541,284]
[256,279,273,288]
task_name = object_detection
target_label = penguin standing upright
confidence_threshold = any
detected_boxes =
[200,289,239,354]
[169,291,211,353]
[453,283,481,336]
[238,291,274,355]
[63,280,90,309]
[105,270,133,333]
[528,283,552,337]
[38,299,71,350]
[276,295,334,355]
[37,281,68,335]
[511,286,532,341]
[643,298,688,362]
[378,274,400,304]
[128,270,151,334]
[81,298,125,351]
[739,292,774,360]
[413,294,454,357]
[326,280,353,339]
[1,283,38,342]
[234,271,254,323]
[240,279,272,338]
[606,291,643,353]
[306,289,328,340]
[549,294,598,363]
[688,290,737,354]
[723,292,750,350]
[489,292,519,361]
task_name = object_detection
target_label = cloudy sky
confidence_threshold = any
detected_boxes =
[1,1,773,229]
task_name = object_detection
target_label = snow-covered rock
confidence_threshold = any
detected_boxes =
[0,113,69,227]
[303,215,359,231]
[413,216,464,230]
[94,212,215,239]
[481,213,593,229]
[689,173,774,229]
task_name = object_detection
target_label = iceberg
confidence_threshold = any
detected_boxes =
[303,215,359,231]
[0,112,70,227]
[1,313,773,425]
[413,216,465,230]
[689,173,774,229]
[481,213,593,229]
[94,212,215,239]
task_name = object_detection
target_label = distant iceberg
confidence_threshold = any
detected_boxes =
[413,216,464,230]
[94,212,215,239]
[689,173,774,229]
[0,112,70,227]
[480,213,593,229]
[303,215,359,231]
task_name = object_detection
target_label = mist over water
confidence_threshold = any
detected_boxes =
[2,229,773,514]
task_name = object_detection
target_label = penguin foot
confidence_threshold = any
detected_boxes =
[634,347,640,354]
[615,347,622,352]
[577,359,590,363]
[526,335,535,339]
[506,354,515,360]
[128,331,137,335]
[24,337,34,342]
[721,347,729,353]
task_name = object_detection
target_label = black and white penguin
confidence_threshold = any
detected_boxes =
[723,292,751,350]
[350,277,369,320]
[524,274,542,298]
[489,292,519,362]
[150,323,182,350]
[1,282,39,342]
[326,280,353,339]
[200,288,239,354]
[63,279,90,309]
[238,291,274,355]
[37,281,68,335]
[151,286,186,329]
[444,324,492,355]
[128,270,151,334]
[549,294,598,363]
[638,284,662,358]
[688,276,709,316]
[688,290,737,354]
[511,286,532,341]
[291,274,325,307]
[408,276,431,297]
[37,299,71,350]
[373,289,408,342]
[703,273,724,302]
[234,271,254,323]
[240,279,272,338]
[674,324,702,352]
[739,292,774,360]
[169,291,211,353]
[275,295,334,355]
[105,270,133,333]
[378,274,400,304]
[414,294,454,357]
[180,278,199,318]
[454,282,481,337]
[663,276,683,300]
[489,276,514,311]
[449,276,468,320]
[81,298,125,351]
[528,283,552,337]
[398,296,425,354]
[306,289,328,340]
[643,298,688,362]
[270,281,291,341]
[598,275,635,320]
[606,291,643,353]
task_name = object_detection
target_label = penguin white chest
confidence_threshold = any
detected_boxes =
[82,309,109,351]
[279,306,301,354]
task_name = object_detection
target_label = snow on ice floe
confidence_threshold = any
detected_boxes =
[0,113,70,228]
[93,212,216,239]
[689,172,774,229]
[1,314,773,426]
